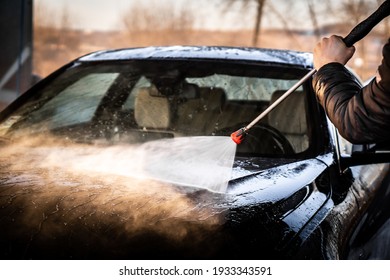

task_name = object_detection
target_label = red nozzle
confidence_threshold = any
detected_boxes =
[230,128,246,144]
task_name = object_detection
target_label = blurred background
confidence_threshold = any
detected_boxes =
[1,0,389,110]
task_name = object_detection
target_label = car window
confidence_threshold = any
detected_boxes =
[33,73,118,129]
[1,73,119,134]
[118,69,309,155]
[337,130,353,156]
[186,75,301,101]
[0,61,313,157]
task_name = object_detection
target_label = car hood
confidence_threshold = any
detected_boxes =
[228,157,328,203]
[0,139,329,259]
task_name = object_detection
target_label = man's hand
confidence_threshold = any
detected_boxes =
[313,35,356,70]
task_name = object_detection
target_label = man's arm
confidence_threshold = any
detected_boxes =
[312,37,390,144]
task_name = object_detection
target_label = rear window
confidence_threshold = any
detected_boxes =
[187,75,300,101]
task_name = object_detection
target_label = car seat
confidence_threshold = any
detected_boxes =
[176,87,226,135]
[134,86,171,129]
[268,90,309,153]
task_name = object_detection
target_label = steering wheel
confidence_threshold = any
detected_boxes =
[215,123,294,155]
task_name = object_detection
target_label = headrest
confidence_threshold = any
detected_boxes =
[268,90,307,134]
[181,83,199,99]
[199,87,226,111]
[134,86,171,129]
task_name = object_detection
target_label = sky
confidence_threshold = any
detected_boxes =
[35,0,229,31]
[34,0,381,33]
[35,0,137,31]
[34,0,322,32]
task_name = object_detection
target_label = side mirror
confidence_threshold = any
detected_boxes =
[340,142,390,169]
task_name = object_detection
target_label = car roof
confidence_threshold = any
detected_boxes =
[78,46,313,68]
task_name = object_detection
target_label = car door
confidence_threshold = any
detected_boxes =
[330,128,390,259]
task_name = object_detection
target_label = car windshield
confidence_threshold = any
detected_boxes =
[0,60,313,157]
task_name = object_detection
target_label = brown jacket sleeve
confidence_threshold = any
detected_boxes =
[312,39,390,144]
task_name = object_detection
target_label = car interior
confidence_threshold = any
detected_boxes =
[113,78,308,156]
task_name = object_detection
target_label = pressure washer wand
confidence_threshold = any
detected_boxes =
[231,0,390,145]
[230,70,315,144]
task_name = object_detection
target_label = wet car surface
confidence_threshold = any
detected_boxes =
[0,46,389,259]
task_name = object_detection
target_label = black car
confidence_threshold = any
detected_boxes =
[0,46,389,259]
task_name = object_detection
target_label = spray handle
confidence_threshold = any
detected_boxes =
[343,0,390,47]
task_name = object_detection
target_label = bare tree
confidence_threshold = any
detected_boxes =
[122,1,194,32]
[224,0,266,46]
[34,1,53,28]
[252,0,266,46]
[377,0,390,36]
[59,5,72,32]
[34,1,82,77]
[341,0,375,26]
[34,2,60,48]
[307,0,321,40]
[223,0,318,47]
[265,2,303,49]
[121,0,195,45]
[56,5,81,49]
[338,0,380,79]
[34,2,80,48]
